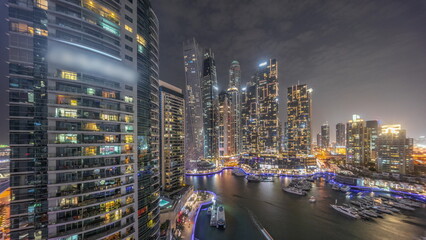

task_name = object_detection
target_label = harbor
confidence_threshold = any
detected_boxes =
[189,169,426,240]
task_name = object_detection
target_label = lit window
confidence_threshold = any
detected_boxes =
[124,25,133,32]
[56,134,78,144]
[70,100,78,106]
[10,23,33,35]
[61,70,77,80]
[56,108,78,118]
[100,113,118,121]
[35,0,48,10]
[136,34,146,46]
[34,28,48,36]
[137,44,144,54]
[87,88,96,95]
[124,115,133,123]
[124,135,134,143]
[124,96,133,103]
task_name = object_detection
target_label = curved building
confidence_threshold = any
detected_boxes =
[7,0,159,239]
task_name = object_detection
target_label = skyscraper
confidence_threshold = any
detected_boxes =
[255,59,279,154]
[336,123,346,146]
[218,92,232,157]
[227,61,241,155]
[241,81,258,154]
[159,81,185,193]
[201,49,219,159]
[321,123,330,148]
[317,133,322,148]
[346,114,370,167]
[287,84,312,156]
[366,120,379,165]
[377,125,413,174]
[6,0,160,239]
[183,38,204,168]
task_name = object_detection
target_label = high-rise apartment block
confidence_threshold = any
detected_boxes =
[241,81,258,154]
[218,92,232,157]
[183,38,204,167]
[7,0,159,239]
[321,123,330,148]
[336,123,346,146]
[377,125,413,174]
[227,61,241,155]
[201,49,219,159]
[346,115,370,167]
[286,84,312,157]
[159,81,185,193]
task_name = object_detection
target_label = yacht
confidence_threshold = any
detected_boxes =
[309,196,316,203]
[340,185,351,192]
[332,184,340,190]
[209,207,217,226]
[216,205,226,229]
[330,204,360,219]
[246,175,261,182]
[283,187,307,196]
[372,206,393,214]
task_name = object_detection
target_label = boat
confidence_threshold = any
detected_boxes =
[390,202,415,211]
[330,204,360,219]
[210,207,217,226]
[346,192,351,196]
[260,176,274,182]
[207,206,212,215]
[362,210,379,218]
[232,168,246,177]
[372,206,393,214]
[309,196,316,203]
[246,175,261,182]
[340,185,351,192]
[216,205,226,229]
[357,192,363,197]
[332,184,340,190]
[397,199,422,208]
[283,187,307,196]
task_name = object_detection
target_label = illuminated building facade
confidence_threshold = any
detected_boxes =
[201,49,219,159]
[316,133,322,148]
[346,115,370,166]
[218,92,232,157]
[336,123,346,146]
[366,120,379,165]
[183,38,204,167]
[241,81,258,153]
[321,123,330,148]
[287,84,312,157]
[377,125,413,174]
[159,81,185,192]
[7,0,159,239]
[227,61,241,155]
[255,59,279,154]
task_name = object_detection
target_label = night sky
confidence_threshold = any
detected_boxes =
[152,0,426,142]
[0,0,426,144]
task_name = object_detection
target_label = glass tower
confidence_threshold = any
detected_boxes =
[227,60,241,155]
[336,123,346,147]
[321,123,330,148]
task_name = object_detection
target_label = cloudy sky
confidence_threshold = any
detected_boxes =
[152,0,426,141]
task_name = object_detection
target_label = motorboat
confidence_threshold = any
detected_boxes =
[216,205,226,229]
[330,204,360,219]
[309,196,316,203]
[232,168,246,177]
[246,175,261,182]
[283,187,307,196]
[340,185,351,192]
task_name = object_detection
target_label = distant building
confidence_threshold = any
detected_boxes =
[255,59,280,154]
[287,84,312,157]
[159,81,185,192]
[227,61,241,155]
[241,81,258,153]
[377,125,413,174]
[201,49,219,159]
[366,120,379,164]
[218,92,232,157]
[336,123,346,146]
[183,38,204,167]
[321,123,330,148]
[346,115,370,166]
[317,133,322,148]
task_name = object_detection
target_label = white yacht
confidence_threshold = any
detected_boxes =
[246,175,261,182]
[283,187,307,196]
[340,185,351,192]
[330,204,360,219]
[216,205,226,229]
[309,196,316,203]
[209,207,217,226]
[232,168,246,177]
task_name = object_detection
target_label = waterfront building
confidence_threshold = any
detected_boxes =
[366,120,379,165]
[377,125,413,174]
[201,49,219,159]
[346,115,370,167]
[254,59,279,154]
[286,84,312,157]
[317,133,322,148]
[227,60,241,155]
[6,0,159,239]
[218,92,233,157]
[336,123,346,146]
[183,38,204,168]
[159,81,185,193]
[241,81,258,154]
[321,123,330,148]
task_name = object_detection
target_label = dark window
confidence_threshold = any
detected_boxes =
[125,35,133,42]
[125,55,133,61]
[125,15,133,23]
[125,5,133,13]
[125,45,133,52]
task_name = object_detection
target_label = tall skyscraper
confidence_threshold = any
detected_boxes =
[241,81,258,153]
[336,123,346,146]
[255,59,279,154]
[159,81,185,193]
[183,38,204,168]
[6,0,159,239]
[218,92,232,157]
[346,114,370,167]
[201,49,219,159]
[366,120,379,165]
[287,84,312,156]
[227,61,241,155]
[377,125,413,174]
[317,133,322,148]
[321,123,330,148]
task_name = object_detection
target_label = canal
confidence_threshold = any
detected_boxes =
[188,169,426,240]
